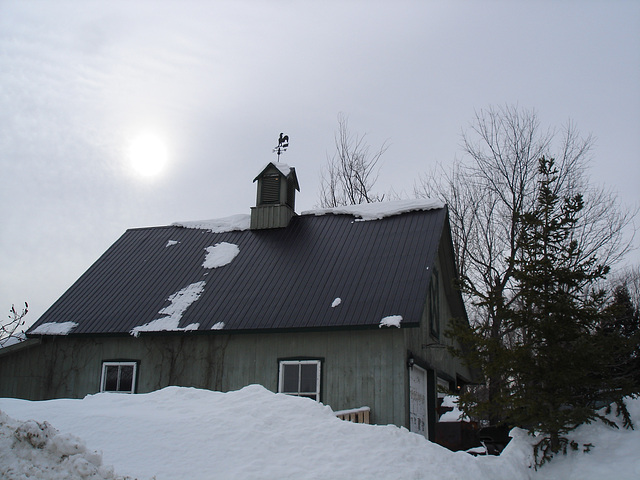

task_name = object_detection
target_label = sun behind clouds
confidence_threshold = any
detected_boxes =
[128,132,169,177]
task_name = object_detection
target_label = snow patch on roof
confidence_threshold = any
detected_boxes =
[31,321,78,335]
[165,240,179,247]
[202,243,240,269]
[331,298,342,308]
[302,198,445,221]
[131,281,205,337]
[211,321,225,330]
[379,315,402,328]
[173,214,250,233]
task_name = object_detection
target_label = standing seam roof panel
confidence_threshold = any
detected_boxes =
[28,208,448,335]
[301,215,359,328]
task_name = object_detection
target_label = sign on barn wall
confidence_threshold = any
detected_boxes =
[410,364,428,437]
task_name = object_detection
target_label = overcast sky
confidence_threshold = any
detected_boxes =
[2,1,639,326]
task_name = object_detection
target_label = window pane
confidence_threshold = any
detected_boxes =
[119,365,134,392]
[282,364,299,393]
[104,366,119,391]
[299,364,318,393]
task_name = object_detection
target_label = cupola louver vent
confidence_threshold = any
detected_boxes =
[261,174,280,204]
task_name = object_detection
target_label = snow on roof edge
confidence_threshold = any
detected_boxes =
[171,199,444,233]
[30,321,78,336]
[301,198,445,221]
[172,214,251,233]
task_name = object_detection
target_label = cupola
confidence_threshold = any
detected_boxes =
[250,162,300,229]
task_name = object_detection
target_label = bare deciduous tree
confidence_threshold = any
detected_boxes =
[1,302,28,347]
[319,113,388,208]
[415,105,636,409]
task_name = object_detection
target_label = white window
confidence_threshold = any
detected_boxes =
[100,361,137,393]
[278,360,321,401]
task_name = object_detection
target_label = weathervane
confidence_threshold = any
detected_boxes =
[273,133,289,161]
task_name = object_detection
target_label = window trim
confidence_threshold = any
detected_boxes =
[100,361,138,394]
[278,359,322,401]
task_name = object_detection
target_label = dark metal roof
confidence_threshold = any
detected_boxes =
[27,208,447,336]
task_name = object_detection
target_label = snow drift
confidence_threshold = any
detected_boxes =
[0,386,638,480]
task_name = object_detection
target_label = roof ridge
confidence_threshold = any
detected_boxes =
[301,198,445,221]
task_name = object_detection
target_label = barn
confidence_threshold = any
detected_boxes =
[0,161,474,441]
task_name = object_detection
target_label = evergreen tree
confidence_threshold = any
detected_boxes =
[602,285,640,387]
[450,158,638,466]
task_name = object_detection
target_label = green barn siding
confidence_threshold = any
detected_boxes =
[0,328,408,428]
[404,252,473,386]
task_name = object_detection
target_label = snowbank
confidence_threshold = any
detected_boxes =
[524,398,640,479]
[0,410,124,480]
[0,387,638,480]
[0,386,501,480]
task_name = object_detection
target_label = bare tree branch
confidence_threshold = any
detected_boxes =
[319,113,389,208]
[416,105,636,327]
[1,302,28,347]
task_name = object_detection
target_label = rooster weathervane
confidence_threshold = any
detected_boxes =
[273,133,289,161]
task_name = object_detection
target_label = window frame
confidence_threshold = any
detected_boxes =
[278,359,322,401]
[100,361,138,394]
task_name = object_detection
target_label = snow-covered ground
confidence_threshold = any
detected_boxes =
[1,386,638,480]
